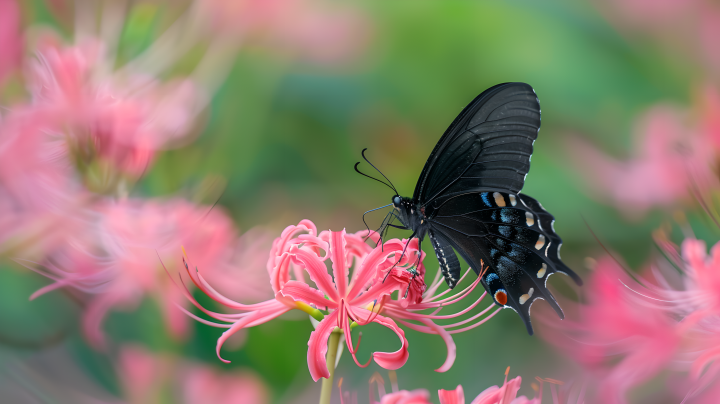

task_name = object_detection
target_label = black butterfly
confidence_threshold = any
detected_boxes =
[356,82,582,334]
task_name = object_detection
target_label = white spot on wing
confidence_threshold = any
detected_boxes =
[525,212,534,226]
[519,288,534,305]
[537,263,547,278]
[535,234,545,250]
[509,194,517,206]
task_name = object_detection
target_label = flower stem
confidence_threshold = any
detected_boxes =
[319,329,342,404]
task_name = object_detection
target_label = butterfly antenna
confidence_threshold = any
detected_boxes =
[355,162,396,194]
[362,148,398,194]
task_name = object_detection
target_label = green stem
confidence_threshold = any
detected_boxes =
[319,329,342,404]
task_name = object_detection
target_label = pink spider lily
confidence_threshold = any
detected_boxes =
[341,368,571,404]
[436,371,574,404]
[173,219,497,380]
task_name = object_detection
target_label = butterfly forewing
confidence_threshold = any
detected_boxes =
[414,83,540,206]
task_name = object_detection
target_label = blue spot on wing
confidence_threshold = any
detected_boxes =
[481,192,492,207]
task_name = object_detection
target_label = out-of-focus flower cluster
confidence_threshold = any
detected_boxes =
[569,90,720,217]
[338,369,581,404]
[0,0,371,402]
[0,0,370,346]
[556,3,720,399]
[538,234,720,403]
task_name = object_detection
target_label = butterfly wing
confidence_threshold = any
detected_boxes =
[427,191,582,335]
[413,82,540,207]
[428,229,462,289]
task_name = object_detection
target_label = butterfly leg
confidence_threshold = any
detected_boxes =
[382,229,417,283]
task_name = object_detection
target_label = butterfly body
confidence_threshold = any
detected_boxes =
[371,82,582,334]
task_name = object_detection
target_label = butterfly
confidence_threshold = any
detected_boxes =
[356,82,582,334]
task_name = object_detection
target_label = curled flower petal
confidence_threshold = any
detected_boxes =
[368,313,409,370]
[307,311,339,381]
[418,318,456,372]
[217,310,269,363]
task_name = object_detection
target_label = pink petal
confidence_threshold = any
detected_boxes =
[380,389,433,404]
[267,219,317,275]
[418,318,456,372]
[438,385,464,404]
[368,313,409,370]
[329,230,349,297]
[347,239,404,299]
[217,310,275,363]
[307,310,339,381]
[469,376,522,404]
[279,280,330,310]
[291,247,339,302]
[682,238,708,271]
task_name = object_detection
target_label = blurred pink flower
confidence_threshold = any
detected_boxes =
[0,0,22,85]
[0,106,91,258]
[538,256,681,403]
[570,105,714,215]
[459,369,526,404]
[360,372,432,404]
[595,0,696,31]
[119,344,268,404]
[27,198,271,349]
[27,39,200,176]
[378,391,433,404]
[197,0,371,65]
[181,362,269,404]
[649,238,720,388]
[437,385,465,404]
[436,371,571,404]
[353,369,560,404]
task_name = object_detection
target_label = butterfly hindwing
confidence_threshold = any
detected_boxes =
[427,191,581,334]
[414,83,540,206]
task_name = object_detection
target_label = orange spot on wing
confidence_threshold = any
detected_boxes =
[495,290,508,305]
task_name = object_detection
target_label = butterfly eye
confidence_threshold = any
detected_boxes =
[393,196,402,206]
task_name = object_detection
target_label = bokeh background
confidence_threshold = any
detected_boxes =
[1,0,718,403]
